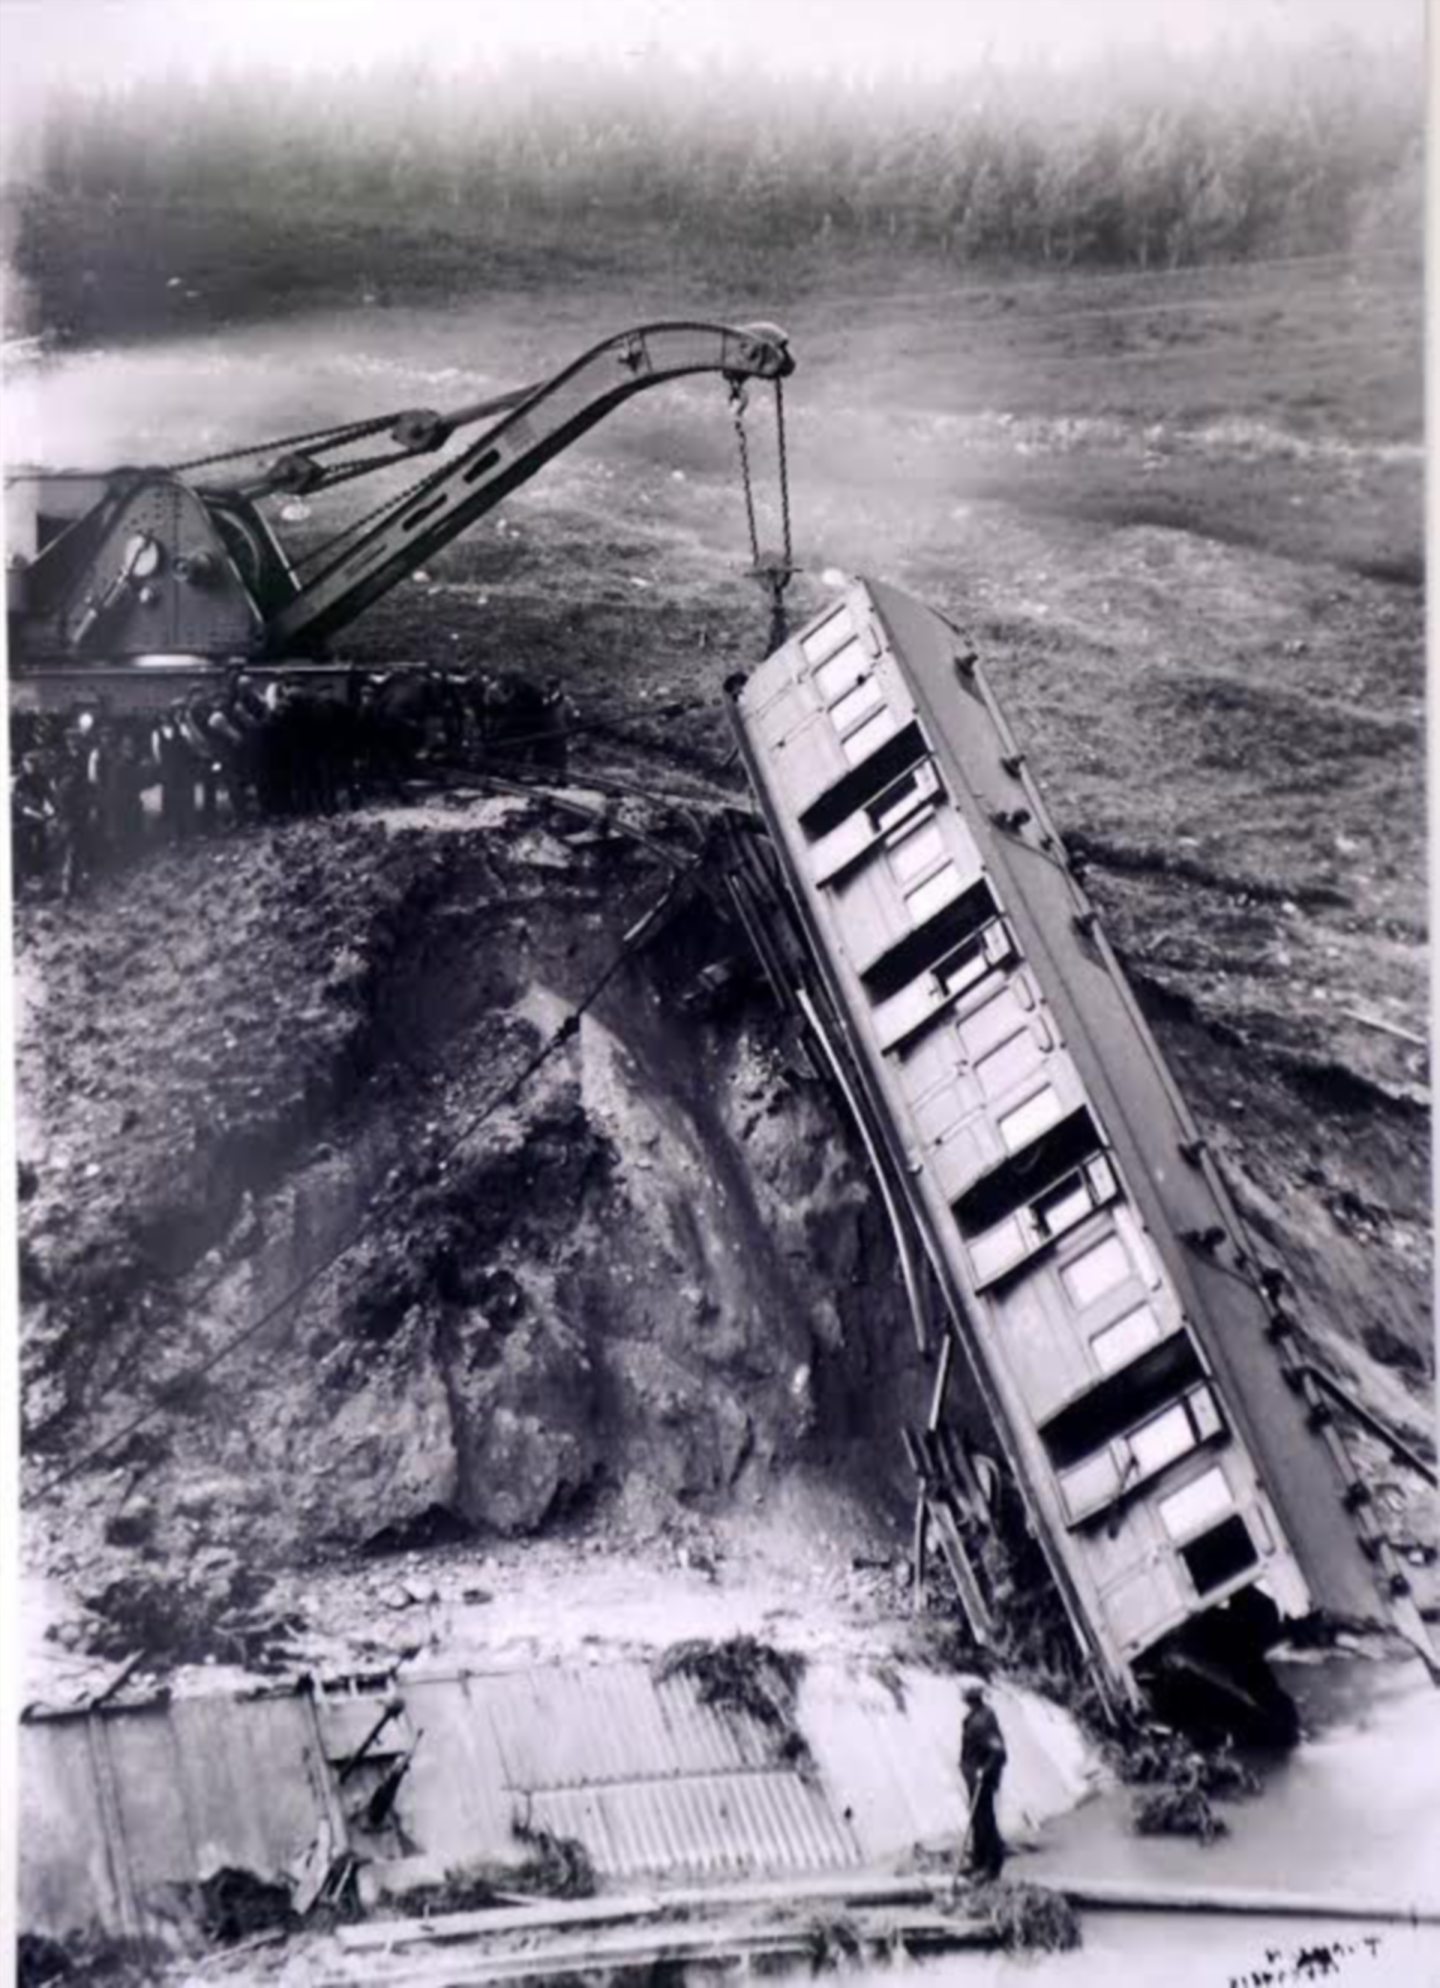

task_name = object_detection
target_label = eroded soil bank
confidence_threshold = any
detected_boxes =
[18,783,945,1676]
[17,747,1433,1686]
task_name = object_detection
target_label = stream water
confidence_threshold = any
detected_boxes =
[900,1652,1440,1986]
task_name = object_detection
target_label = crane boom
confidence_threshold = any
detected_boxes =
[264,320,793,654]
[6,319,793,694]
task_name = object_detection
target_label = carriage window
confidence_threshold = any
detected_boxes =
[801,606,856,667]
[889,816,945,885]
[862,877,999,1004]
[801,721,928,841]
[1091,1303,1164,1375]
[954,1108,1103,1238]
[1181,1517,1258,1595]
[959,1114,1116,1292]
[905,862,962,927]
[840,706,899,767]
[1040,1333,1205,1471]
[869,764,938,836]
[1035,1173,1093,1239]
[999,1086,1063,1153]
[1055,1382,1223,1523]
[975,1027,1042,1100]
[1062,1234,1131,1309]
[1159,1465,1235,1542]
[938,948,991,999]
[1128,1401,1197,1478]
[936,925,1000,999]
[827,672,884,732]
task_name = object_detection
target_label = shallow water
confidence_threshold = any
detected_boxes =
[1028,1654,1440,1909]
[797,1656,1440,1985]
[856,1916,1438,1987]
[976,1653,1440,1985]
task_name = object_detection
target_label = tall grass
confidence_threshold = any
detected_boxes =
[9,37,1421,264]
[3,37,1421,341]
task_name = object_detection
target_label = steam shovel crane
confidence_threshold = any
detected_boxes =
[6,320,794,712]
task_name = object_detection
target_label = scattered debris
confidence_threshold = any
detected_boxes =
[386,1863,526,1919]
[907,1610,987,1676]
[16,1930,170,1987]
[964,1879,1082,1953]
[1132,1783,1229,1842]
[195,1864,297,1945]
[655,1635,814,1771]
[799,1909,866,1966]
[509,1816,598,1899]
[1110,1722,1257,1842]
[1114,1725,1260,1800]
[84,1567,288,1669]
[83,1650,148,1709]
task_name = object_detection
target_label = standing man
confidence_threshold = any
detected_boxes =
[178,693,221,832]
[56,709,102,897]
[959,1683,1008,1881]
[11,751,57,893]
[154,701,196,844]
[101,727,147,868]
[535,675,571,776]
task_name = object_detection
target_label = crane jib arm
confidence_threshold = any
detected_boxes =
[265,321,793,655]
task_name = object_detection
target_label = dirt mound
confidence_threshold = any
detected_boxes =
[18,787,929,1660]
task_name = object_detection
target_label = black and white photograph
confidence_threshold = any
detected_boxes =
[2,1,1434,1982]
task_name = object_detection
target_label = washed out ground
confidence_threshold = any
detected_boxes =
[9,251,1433,1862]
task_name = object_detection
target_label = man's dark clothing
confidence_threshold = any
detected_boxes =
[960,1698,1007,1880]
[154,718,196,842]
[12,762,55,887]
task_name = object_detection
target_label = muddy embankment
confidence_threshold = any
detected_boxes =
[18,789,936,1665]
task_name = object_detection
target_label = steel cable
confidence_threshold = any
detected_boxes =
[23,859,698,1504]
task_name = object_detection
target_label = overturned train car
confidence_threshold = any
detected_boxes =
[729,577,1430,1711]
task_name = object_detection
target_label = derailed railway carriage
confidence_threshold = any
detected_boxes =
[731,577,1430,1710]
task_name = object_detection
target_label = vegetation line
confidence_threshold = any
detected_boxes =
[7,38,1420,342]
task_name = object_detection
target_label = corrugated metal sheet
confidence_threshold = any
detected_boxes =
[476,1662,774,1788]
[18,1657,867,1934]
[20,1655,1100,1935]
[531,1771,859,1880]
[426,1660,862,1883]
[19,1692,331,1940]
[20,1719,130,1935]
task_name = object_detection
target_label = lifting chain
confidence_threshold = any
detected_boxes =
[288,447,466,577]
[730,376,794,653]
[160,412,399,477]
